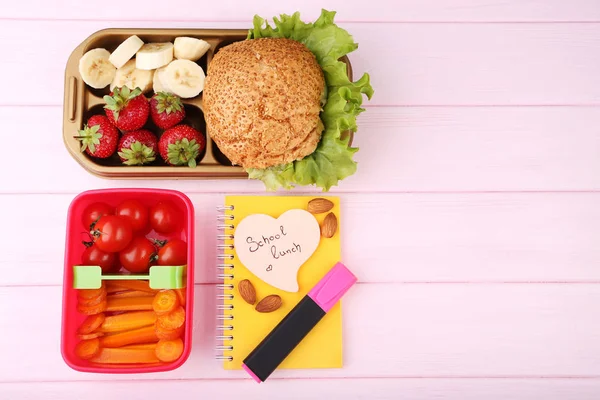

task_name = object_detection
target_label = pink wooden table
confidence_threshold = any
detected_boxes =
[2,1,600,398]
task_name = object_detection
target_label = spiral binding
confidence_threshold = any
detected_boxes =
[216,204,235,362]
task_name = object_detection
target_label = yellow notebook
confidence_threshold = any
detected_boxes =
[217,195,343,370]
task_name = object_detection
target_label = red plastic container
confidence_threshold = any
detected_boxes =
[61,188,195,373]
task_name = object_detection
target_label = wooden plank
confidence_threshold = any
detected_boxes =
[1,21,600,106]
[3,106,600,194]
[3,0,600,22]
[5,192,600,286]
[2,284,600,382]
[3,379,600,400]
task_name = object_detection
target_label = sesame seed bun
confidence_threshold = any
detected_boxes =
[203,38,325,169]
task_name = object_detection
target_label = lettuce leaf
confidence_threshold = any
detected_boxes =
[246,9,374,191]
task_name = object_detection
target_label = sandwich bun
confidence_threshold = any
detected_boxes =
[203,37,325,169]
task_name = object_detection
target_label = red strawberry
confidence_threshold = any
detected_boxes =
[158,124,205,167]
[103,86,150,132]
[150,92,186,129]
[75,115,119,158]
[117,129,158,166]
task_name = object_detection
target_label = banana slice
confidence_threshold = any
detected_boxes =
[174,37,211,62]
[78,48,116,89]
[110,59,153,93]
[153,65,172,94]
[109,35,144,68]
[136,42,173,70]
[164,59,205,98]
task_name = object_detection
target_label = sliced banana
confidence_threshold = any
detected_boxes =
[78,48,116,89]
[164,59,206,98]
[153,65,172,94]
[174,37,211,62]
[110,59,153,93]
[108,35,144,69]
[136,42,173,70]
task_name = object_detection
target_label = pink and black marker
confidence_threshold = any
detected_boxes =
[242,262,357,383]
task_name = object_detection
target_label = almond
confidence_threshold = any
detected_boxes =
[307,198,334,214]
[321,212,338,238]
[255,295,282,313]
[238,279,256,305]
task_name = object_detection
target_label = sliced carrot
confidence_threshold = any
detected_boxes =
[106,281,157,294]
[155,338,184,362]
[106,296,154,312]
[78,285,107,308]
[108,290,155,299]
[99,325,158,348]
[77,299,107,315]
[175,288,186,307]
[75,338,101,360]
[78,332,104,340]
[77,284,106,299]
[157,306,185,330]
[155,322,184,340]
[78,313,106,335]
[89,348,160,364]
[122,343,157,350]
[99,310,156,333]
[152,290,179,315]
[78,292,107,307]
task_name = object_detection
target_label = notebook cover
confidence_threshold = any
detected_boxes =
[219,195,342,370]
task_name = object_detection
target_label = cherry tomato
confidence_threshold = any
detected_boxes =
[81,244,120,273]
[119,236,157,273]
[150,201,181,234]
[82,202,113,230]
[157,239,187,266]
[115,199,149,233]
[92,215,133,253]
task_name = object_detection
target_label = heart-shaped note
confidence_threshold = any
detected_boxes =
[233,209,320,292]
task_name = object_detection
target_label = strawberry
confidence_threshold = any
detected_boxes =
[150,92,186,129]
[75,115,119,159]
[117,129,158,166]
[158,124,205,167]
[103,86,150,132]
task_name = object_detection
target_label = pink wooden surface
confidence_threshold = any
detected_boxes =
[1,1,600,399]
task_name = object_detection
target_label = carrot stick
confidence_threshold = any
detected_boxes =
[78,332,104,340]
[175,288,186,307]
[106,296,154,312]
[156,306,185,330]
[99,326,158,348]
[75,338,101,360]
[122,343,157,350]
[90,362,166,368]
[100,311,157,333]
[155,322,184,340]
[108,290,155,299]
[152,290,179,315]
[155,338,183,362]
[78,313,106,335]
[106,281,157,293]
[106,285,125,294]
[77,299,107,315]
[89,348,160,364]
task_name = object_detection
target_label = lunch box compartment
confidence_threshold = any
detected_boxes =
[63,28,352,179]
[61,188,195,373]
